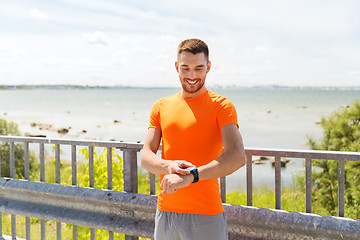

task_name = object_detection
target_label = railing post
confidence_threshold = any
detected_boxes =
[88,146,94,188]
[0,146,5,240]
[107,147,113,190]
[275,156,281,210]
[107,147,114,240]
[305,158,312,213]
[11,213,16,240]
[55,144,61,184]
[55,144,61,240]
[71,145,78,240]
[123,148,138,240]
[39,143,46,240]
[41,220,45,240]
[88,146,95,239]
[9,142,17,239]
[149,173,156,195]
[220,177,226,203]
[71,145,77,186]
[40,143,45,182]
[24,142,31,240]
[338,160,345,217]
[24,142,30,180]
[123,149,138,193]
[246,155,253,206]
[9,142,15,178]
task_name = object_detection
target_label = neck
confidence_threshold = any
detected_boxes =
[180,86,207,99]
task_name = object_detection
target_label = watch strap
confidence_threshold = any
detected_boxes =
[188,167,199,183]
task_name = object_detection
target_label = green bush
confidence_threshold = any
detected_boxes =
[307,100,360,219]
[0,118,39,179]
[75,147,124,190]
[226,175,306,213]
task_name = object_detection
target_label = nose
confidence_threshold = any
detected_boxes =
[188,70,196,79]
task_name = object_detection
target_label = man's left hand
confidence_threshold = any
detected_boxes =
[160,173,194,194]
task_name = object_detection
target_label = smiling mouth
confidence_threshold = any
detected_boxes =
[186,79,199,86]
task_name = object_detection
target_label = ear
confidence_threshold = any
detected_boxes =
[206,60,211,73]
[175,61,179,73]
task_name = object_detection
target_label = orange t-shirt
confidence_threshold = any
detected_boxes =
[149,90,238,215]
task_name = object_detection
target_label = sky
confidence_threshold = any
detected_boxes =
[0,0,359,87]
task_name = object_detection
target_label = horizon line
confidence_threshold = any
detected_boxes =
[1,84,360,90]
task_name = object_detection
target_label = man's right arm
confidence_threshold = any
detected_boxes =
[140,127,193,175]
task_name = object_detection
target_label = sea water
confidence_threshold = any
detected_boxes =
[1,87,359,190]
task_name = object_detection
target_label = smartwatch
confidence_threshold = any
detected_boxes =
[187,166,199,183]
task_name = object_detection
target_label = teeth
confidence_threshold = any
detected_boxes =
[187,80,197,85]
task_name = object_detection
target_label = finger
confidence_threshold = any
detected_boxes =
[175,168,190,175]
[162,181,168,194]
[168,188,176,193]
[178,161,195,168]
[162,185,168,194]
[160,178,164,189]
[160,177,168,192]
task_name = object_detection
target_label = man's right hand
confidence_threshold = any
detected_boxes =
[167,160,194,175]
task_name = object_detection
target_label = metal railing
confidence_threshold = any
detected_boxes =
[244,148,360,216]
[0,136,359,240]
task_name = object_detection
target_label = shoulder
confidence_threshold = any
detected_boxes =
[207,90,234,108]
[152,92,180,108]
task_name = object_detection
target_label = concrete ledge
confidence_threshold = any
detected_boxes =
[0,178,359,239]
[224,204,360,239]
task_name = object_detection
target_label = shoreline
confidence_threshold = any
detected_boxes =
[2,85,360,91]
[1,116,309,190]
[2,88,358,190]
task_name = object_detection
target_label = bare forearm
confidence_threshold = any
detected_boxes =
[140,149,172,175]
[141,128,174,175]
[196,124,246,181]
[198,147,245,180]
[141,149,194,176]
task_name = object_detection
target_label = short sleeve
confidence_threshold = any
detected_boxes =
[217,98,239,130]
[149,100,161,130]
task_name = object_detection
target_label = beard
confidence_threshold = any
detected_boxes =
[181,78,205,94]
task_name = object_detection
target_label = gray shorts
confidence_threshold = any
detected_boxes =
[154,209,228,240]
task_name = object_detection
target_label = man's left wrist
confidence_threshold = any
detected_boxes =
[186,173,194,183]
[187,166,199,183]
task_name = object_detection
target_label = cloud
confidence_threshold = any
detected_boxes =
[154,54,171,61]
[348,70,359,76]
[0,1,359,87]
[28,9,48,20]
[83,31,109,46]
[254,45,269,53]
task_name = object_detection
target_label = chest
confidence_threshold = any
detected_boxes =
[160,100,218,132]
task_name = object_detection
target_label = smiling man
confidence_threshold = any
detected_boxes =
[141,38,246,240]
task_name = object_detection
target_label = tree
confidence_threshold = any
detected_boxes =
[307,100,360,218]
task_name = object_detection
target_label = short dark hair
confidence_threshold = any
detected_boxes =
[177,39,209,61]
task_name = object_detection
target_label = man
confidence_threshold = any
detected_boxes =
[141,38,245,240]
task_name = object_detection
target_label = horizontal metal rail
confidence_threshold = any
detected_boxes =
[224,204,360,240]
[245,147,360,161]
[2,136,359,160]
[0,178,359,240]
[1,136,360,239]
[0,178,155,238]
